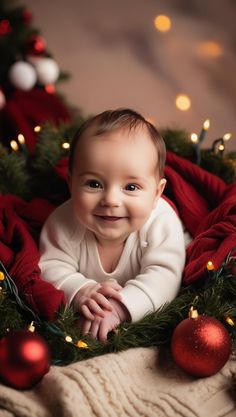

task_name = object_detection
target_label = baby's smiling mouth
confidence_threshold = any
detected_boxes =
[95,215,124,222]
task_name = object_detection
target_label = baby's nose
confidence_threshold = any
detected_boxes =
[100,187,122,207]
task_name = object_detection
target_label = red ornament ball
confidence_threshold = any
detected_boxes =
[25,34,47,56]
[171,313,231,377]
[0,330,50,389]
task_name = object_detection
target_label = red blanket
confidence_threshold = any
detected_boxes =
[0,151,235,320]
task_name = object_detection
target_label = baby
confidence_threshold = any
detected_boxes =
[39,108,186,342]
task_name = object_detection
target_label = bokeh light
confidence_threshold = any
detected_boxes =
[10,140,19,151]
[191,133,198,143]
[175,94,191,111]
[223,133,232,141]
[154,15,171,32]
[62,142,70,149]
[197,41,223,58]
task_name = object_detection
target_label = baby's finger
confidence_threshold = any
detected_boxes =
[98,322,110,343]
[87,299,106,318]
[81,305,95,321]
[89,317,101,339]
[104,280,122,290]
[82,319,92,335]
[110,282,122,290]
[98,287,122,301]
[92,292,113,311]
[107,279,122,290]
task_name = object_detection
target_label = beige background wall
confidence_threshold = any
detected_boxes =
[20,0,236,151]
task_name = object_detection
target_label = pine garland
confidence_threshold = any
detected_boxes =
[0,253,236,365]
[0,144,30,198]
[161,128,236,184]
[0,122,235,200]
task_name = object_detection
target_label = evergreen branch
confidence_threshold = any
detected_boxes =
[1,251,236,365]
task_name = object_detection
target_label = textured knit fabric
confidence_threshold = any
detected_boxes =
[0,347,235,417]
[39,197,186,322]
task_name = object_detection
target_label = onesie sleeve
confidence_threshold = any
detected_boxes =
[120,203,186,322]
[39,200,96,304]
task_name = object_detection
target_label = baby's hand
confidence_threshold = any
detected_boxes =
[73,281,122,321]
[81,299,130,342]
[98,279,122,301]
[73,282,112,320]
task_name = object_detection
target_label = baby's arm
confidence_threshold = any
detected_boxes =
[39,203,121,316]
[119,204,186,323]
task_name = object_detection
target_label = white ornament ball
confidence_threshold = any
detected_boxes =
[0,89,6,109]
[34,58,59,85]
[9,61,37,91]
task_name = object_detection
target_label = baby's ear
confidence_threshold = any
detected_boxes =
[154,178,166,205]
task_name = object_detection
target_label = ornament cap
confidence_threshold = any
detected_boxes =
[188,306,199,319]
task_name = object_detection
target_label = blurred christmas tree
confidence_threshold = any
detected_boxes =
[0,0,235,197]
[0,0,71,153]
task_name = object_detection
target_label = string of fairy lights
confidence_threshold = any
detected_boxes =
[9,125,71,158]
[8,118,232,167]
[0,262,89,361]
[0,256,235,359]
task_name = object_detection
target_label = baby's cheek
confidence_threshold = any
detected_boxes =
[74,193,90,208]
[129,203,153,228]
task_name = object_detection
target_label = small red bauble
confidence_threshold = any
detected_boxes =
[0,330,50,389]
[25,34,47,56]
[171,308,231,377]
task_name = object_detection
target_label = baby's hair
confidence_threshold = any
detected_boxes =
[68,108,166,177]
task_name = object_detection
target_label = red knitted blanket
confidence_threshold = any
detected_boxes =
[0,151,235,320]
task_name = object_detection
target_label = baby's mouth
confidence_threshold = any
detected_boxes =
[95,215,124,222]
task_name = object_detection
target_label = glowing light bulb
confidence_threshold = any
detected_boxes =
[223,133,232,141]
[175,94,191,111]
[225,316,235,326]
[34,125,41,133]
[10,140,19,151]
[218,144,224,151]
[65,335,73,343]
[77,340,88,349]
[203,119,210,130]
[154,15,171,32]
[206,261,214,271]
[18,133,25,144]
[62,142,70,150]
[191,133,199,143]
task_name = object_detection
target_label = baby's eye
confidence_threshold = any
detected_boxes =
[125,183,140,192]
[86,180,102,189]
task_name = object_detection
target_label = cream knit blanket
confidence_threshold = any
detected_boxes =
[0,347,235,417]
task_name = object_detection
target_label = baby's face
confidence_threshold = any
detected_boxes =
[68,127,166,247]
